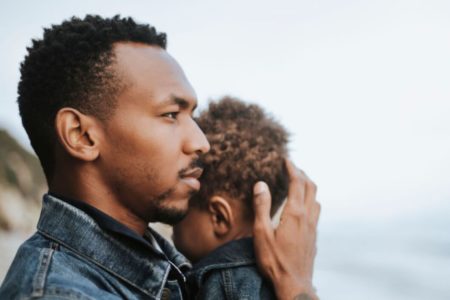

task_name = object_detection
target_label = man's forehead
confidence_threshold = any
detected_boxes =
[112,42,197,108]
[113,42,174,74]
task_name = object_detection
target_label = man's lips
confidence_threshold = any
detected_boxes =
[180,167,203,191]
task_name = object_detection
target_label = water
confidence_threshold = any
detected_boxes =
[315,214,450,299]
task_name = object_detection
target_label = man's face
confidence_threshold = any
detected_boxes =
[99,42,209,224]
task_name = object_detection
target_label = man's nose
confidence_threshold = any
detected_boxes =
[183,118,210,155]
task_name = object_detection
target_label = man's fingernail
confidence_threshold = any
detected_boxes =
[254,182,267,194]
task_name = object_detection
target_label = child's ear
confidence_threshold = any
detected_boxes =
[208,196,233,238]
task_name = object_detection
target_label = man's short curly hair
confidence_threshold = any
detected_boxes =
[18,15,166,180]
[193,97,290,219]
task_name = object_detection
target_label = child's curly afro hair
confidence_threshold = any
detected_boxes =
[193,96,290,218]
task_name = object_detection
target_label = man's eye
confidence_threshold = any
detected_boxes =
[163,112,179,119]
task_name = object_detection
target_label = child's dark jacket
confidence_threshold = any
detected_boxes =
[187,237,276,299]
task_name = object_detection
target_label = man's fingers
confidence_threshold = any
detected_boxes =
[252,181,276,277]
[253,181,274,236]
[284,159,308,216]
[252,167,320,299]
[310,201,321,227]
[304,175,317,207]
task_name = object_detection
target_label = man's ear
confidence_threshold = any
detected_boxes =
[208,196,234,238]
[55,108,101,161]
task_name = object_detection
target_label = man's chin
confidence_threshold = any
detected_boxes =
[152,206,187,225]
[149,186,194,224]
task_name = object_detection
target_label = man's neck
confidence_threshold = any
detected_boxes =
[49,181,147,235]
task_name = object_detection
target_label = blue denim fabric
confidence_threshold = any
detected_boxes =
[0,194,191,299]
[187,238,276,300]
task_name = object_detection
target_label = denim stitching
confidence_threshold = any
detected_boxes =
[37,231,160,299]
[221,269,235,300]
[156,264,171,299]
[195,261,254,284]
[30,243,56,298]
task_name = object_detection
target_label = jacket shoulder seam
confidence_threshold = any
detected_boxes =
[30,242,58,298]
[221,269,235,300]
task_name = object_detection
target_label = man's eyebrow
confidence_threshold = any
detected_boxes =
[160,95,197,111]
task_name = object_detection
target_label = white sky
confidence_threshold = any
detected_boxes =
[1,0,449,223]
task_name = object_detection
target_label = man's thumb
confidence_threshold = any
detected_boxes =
[253,181,272,229]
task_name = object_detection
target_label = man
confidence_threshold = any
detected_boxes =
[0,15,320,299]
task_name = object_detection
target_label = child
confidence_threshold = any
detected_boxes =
[172,97,289,299]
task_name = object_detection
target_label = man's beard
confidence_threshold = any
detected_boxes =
[147,159,203,225]
[147,188,197,225]
[151,205,186,225]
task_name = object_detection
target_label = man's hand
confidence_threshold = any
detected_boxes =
[253,160,320,300]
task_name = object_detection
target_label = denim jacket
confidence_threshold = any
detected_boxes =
[0,194,191,299]
[187,238,276,300]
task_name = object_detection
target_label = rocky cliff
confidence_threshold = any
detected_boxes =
[0,129,46,231]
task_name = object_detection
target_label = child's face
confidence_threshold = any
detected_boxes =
[172,206,218,263]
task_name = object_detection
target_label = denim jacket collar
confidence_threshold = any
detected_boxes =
[189,237,255,286]
[37,194,191,298]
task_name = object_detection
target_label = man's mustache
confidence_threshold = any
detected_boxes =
[178,158,205,178]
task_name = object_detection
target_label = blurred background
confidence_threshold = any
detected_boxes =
[0,1,449,299]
